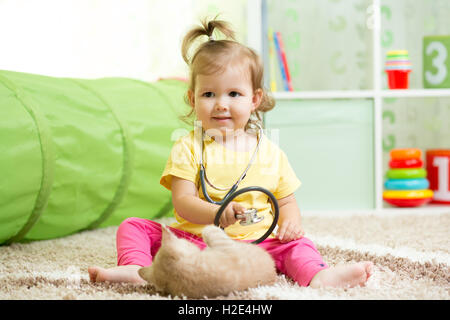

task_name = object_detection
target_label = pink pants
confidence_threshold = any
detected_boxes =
[116,217,328,287]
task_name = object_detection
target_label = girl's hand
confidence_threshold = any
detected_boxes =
[219,201,246,228]
[276,214,305,243]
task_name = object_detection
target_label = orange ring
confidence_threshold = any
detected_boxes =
[390,148,421,160]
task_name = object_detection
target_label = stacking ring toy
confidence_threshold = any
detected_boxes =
[386,168,426,179]
[387,50,409,56]
[390,148,421,160]
[383,198,432,207]
[389,158,423,169]
[383,189,433,199]
[384,178,429,190]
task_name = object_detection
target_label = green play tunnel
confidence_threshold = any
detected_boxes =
[0,70,191,245]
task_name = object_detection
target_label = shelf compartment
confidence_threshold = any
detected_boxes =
[265,99,375,210]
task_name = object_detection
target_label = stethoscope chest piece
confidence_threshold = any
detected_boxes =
[235,208,264,226]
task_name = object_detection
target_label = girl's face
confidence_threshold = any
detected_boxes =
[188,64,262,138]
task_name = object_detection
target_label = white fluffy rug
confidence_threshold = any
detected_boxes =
[0,213,449,300]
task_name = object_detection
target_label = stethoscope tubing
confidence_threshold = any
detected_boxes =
[199,165,239,205]
[198,124,262,193]
[213,186,279,244]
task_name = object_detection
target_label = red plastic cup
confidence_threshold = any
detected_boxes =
[426,149,450,204]
[386,70,411,89]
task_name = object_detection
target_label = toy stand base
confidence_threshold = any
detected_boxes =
[383,197,432,207]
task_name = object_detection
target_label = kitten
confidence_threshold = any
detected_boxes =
[138,225,277,298]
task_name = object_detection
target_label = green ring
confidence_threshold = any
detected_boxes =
[386,168,427,179]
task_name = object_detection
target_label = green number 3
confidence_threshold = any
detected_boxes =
[425,41,448,85]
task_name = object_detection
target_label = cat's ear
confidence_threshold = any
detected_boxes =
[138,266,154,283]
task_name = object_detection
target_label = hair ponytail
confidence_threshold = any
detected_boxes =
[181,17,235,65]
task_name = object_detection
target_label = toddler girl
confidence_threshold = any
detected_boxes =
[88,18,373,288]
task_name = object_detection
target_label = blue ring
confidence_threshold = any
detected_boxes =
[384,178,429,190]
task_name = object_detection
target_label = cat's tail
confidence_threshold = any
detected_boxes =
[202,225,234,248]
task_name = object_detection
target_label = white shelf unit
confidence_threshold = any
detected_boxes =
[273,89,450,100]
[247,0,450,214]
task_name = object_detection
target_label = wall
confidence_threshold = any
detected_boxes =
[1,0,448,177]
[0,0,248,81]
[265,0,450,174]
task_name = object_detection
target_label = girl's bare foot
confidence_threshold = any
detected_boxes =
[309,262,373,288]
[88,265,146,284]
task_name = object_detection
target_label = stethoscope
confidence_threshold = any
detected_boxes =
[197,123,279,244]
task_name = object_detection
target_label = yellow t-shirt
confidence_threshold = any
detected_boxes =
[160,130,301,240]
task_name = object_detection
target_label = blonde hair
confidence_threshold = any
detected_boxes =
[181,17,275,130]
